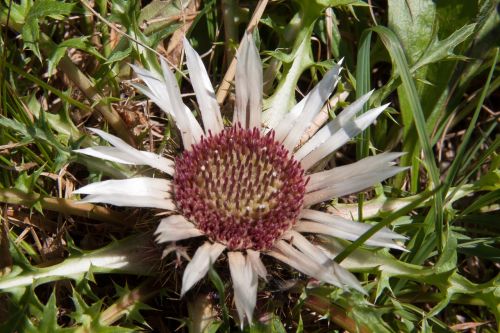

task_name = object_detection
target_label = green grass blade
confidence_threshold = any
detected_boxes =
[355,30,372,220]
[4,62,92,114]
[335,187,439,264]
[442,48,499,197]
[371,25,445,253]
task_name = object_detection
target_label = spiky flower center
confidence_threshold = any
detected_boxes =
[174,126,307,251]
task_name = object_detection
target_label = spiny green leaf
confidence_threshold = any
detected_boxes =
[109,281,155,325]
[25,0,75,20]
[0,116,67,153]
[0,235,154,292]
[434,233,457,273]
[475,168,500,191]
[48,37,104,76]
[263,27,315,126]
[137,0,183,35]
[38,292,60,333]
[20,0,75,60]
[21,18,42,60]
[105,44,133,64]
[412,24,476,70]
[13,166,44,194]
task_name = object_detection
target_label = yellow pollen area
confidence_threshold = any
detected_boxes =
[194,148,283,221]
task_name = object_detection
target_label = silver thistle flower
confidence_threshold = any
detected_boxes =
[74,33,407,326]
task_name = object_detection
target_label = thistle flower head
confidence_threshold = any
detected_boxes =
[175,125,307,251]
[74,33,407,326]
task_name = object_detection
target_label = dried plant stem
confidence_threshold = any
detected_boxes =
[0,189,128,225]
[221,0,238,63]
[325,8,333,59]
[298,91,349,146]
[55,53,135,146]
[80,0,164,62]
[216,0,269,105]
[165,0,201,66]
[100,280,158,325]
[187,293,219,333]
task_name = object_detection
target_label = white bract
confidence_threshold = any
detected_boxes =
[74,33,407,327]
